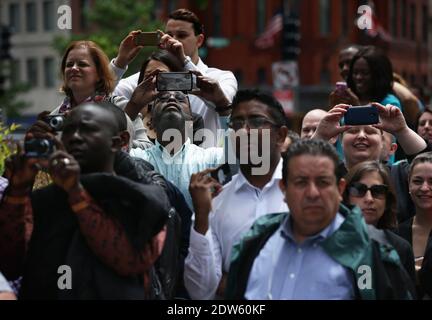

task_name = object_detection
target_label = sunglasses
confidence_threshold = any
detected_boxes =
[155,92,188,103]
[348,182,388,199]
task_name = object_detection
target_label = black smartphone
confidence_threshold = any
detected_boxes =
[157,72,194,91]
[134,32,160,46]
[211,163,232,185]
[24,139,55,158]
[344,105,379,126]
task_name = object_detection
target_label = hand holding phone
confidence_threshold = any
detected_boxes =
[343,105,379,126]
[335,82,348,93]
[156,72,194,91]
[210,163,232,186]
[134,32,161,47]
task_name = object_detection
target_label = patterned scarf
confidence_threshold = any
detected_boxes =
[58,93,107,114]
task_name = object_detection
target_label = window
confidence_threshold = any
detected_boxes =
[25,2,37,32]
[80,0,91,29]
[168,0,178,13]
[43,1,55,31]
[422,5,428,42]
[341,0,348,37]
[44,57,55,88]
[10,59,21,85]
[409,3,416,40]
[9,3,20,33]
[26,58,38,87]
[234,69,243,87]
[401,0,407,38]
[213,0,222,37]
[319,0,331,36]
[390,0,398,37]
[257,68,266,85]
[256,0,266,35]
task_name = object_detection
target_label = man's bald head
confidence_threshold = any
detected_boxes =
[301,109,328,139]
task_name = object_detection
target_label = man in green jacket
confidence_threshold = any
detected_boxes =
[226,139,416,300]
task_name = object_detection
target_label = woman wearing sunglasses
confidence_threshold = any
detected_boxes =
[398,152,432,299]
[343,161,416,286]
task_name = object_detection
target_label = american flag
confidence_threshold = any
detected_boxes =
[254,13,283,49]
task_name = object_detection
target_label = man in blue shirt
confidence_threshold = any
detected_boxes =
[226,139,416,300]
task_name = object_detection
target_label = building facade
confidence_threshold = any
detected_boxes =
[0,0,72,119]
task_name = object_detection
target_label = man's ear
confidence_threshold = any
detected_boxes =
[119,131,131,150]
[277,126,289,147]
[196,34,205,48]
[111,135,123,152]
[338,178,347,198]
[389,143,398,156]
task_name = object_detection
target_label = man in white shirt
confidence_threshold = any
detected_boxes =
[184,89,289,299]
[110,9,238,148]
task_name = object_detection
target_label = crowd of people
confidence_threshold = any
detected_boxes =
[0,8,431,300]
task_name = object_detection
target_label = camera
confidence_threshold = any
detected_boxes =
[344,105,379,126]
[156,72,194,92]
[24,139,55,158]
[44,115,65,131]
[134,32,160,47]
[211,163,232,185]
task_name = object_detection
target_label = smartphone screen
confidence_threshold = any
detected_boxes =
[343,105,379,126]
[134,32,160,46]
[156,72,193,91]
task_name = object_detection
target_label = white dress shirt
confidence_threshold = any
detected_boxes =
[111,58,238,148]
[184,159,288,300]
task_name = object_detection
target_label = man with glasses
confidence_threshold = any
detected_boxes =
[184,89,289,299]
[130,90,224,210]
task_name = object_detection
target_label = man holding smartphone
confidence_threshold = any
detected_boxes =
[111,9,238,148]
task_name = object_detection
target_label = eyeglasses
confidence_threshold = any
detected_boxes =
[228,116,279,131]
[155,92,188,103]
[348,182,388,199]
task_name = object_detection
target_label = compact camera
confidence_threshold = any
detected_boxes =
[344,105,379,126]
[24,139,55,158]
[134,32,161,47]
[44,115,65,132]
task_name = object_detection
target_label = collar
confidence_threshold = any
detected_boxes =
[234,158,283,193]
[155,138,189,159]
[196,58,208,72]
[281,211,345,244]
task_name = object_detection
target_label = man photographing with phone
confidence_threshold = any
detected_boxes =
[111,8,238,148]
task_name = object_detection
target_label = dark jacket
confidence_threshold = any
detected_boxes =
[20,173,170,299]
[115,151,192,299]
[225,205,416,300]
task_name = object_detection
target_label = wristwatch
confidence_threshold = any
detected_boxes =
[183,55,192,66]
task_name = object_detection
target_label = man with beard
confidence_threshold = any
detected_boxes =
[0,103,170,299]
[130,91,224,210]
[183,89,289,299]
